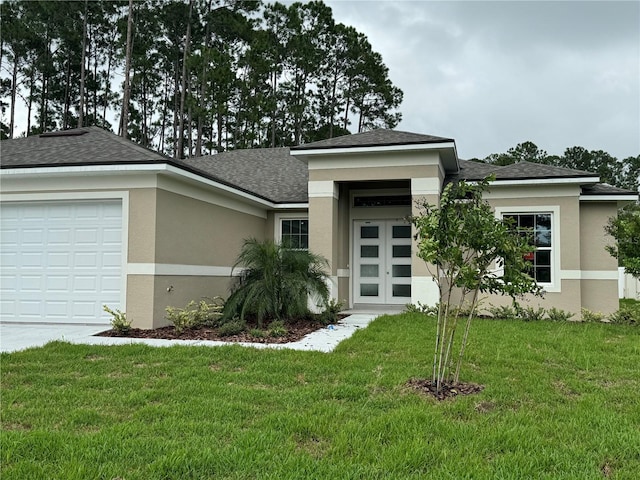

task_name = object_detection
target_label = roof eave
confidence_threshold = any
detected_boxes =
[290,141,460,173]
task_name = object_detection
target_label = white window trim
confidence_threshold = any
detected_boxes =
[494,206,561,293]
[274,212,309,247]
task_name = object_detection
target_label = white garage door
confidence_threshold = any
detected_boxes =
[0,200,123,324]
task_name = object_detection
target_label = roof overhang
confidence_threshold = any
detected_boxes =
[489,176,599,187]
[291,141,460,173]
[0,164,308,210]
[579,194,639,202]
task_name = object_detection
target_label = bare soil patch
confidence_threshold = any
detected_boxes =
[407,378,485,400]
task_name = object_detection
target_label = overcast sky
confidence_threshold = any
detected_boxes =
[322,0,639,160]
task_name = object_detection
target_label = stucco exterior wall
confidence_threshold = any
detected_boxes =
[154,189,266,265]
[580,202,618,271]
[128,186,268,328]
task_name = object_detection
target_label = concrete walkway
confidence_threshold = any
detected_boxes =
[0,313,381,354]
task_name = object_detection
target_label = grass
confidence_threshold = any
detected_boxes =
[1,314,639,479]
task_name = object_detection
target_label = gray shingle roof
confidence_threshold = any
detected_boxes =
[183,148,308,204]
[291,129,454,150]
[3,128,634,203]
[0,126,167,166]
[447,159,599,183]
[581,183,638,196]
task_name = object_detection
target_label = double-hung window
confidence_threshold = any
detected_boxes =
[503,212,553,284]
[280,218,308,250]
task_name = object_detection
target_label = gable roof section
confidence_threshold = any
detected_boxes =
[448,160,637,198]
[449,159,599,182]
[291,129,454,150]
[183,148,308,204]
[0,126,167,166]
[0,127,306,205]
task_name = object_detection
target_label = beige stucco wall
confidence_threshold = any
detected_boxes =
[127,187,268,328]
[128,188,157,263]
[154,189,266,265]
[310,163,441,183]
[580,202,618,271]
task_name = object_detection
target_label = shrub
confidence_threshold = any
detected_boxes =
[218,319,246,337]
[486,304,518,319]
[318,298,344,324]
[516,305,546,322]
[103,305,132,334]
[404,302,439,316]
[224,239,329,327]
[166,298,224,333]
[268,320,288,338]
[581,308,605,323]
[608,307,639,326]
[249,328,266,338]
[546,307,574,322]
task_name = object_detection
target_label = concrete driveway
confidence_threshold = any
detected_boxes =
[0,323,110,353]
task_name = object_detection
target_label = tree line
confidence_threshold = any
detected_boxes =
[0,0,403,158]
[472,141,639,191]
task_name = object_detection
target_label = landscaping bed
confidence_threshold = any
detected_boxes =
[96,317,336,344]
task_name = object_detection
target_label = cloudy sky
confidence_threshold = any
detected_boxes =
[322,0,639,160]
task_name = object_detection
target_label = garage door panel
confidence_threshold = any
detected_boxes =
[49,228,72,245]
[20,275,43,292]
[21,252,44,267]
[1,228,19,246]
[76,228,99,245]
[0,200,122,324]
[48,252,72,268]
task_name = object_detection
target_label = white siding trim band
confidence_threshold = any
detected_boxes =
[560,270,619,281]
[127,263,240,277]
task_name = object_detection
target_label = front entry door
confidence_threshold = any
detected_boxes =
[354,220,412,304]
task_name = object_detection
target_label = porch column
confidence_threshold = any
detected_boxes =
[308,180,340,305]
[411,177,440,306]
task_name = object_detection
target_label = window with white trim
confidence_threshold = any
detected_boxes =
[503,213,553,283]
[281,219,308,249]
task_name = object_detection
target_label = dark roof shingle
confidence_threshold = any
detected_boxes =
[291,129,454,150]
[0,126,167,167]
[447,159,600,183]
[183,148,308,204]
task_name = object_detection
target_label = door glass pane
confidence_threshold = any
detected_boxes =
[360,226,379,239]
[360,284,379,297]
[392,225,411,238]
[392,284,411,297]
[360,245,379,258]
[392,245,411,257]
[392,265,411,277]
[361,265,379,277]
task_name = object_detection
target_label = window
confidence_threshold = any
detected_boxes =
[281,219,308,249]
[504,213,552,283]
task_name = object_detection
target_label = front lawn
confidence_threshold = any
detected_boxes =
[1,314,639,479]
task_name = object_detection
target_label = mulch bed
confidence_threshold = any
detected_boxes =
[407,378,485,401]
[96,317,342,344]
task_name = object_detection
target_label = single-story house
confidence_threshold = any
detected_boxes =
[1,126,637,328]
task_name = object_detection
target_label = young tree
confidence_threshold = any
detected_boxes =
[605,203,640,279]
[412,177,543,393]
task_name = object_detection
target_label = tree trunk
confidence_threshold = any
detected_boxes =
[119,0,134,138]
[77,0,88,128]
[176,0,193,159]
[9,58,17,138]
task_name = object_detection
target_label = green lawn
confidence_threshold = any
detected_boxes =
[2,314,639,479]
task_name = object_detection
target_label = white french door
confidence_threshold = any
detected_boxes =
[353,220,412,304]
